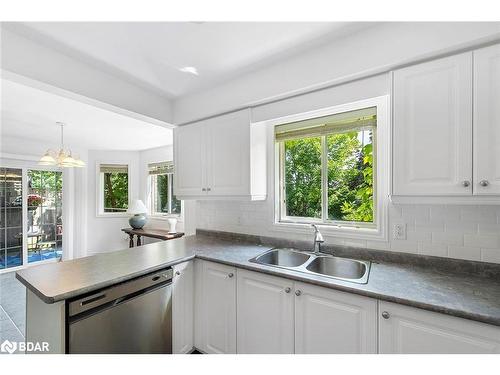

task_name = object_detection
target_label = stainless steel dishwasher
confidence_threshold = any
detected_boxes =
[67,268,173,354]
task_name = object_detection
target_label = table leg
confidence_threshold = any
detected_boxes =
[128,234,134,248]
[136,235,142,247]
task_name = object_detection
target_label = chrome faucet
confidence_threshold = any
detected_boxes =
[311,224,325,255]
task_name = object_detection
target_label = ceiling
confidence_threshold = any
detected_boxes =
[5,22,375,98]
[1,79,173,151]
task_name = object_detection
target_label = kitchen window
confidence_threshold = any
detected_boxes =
[98,164,129,215]
[148,161,181,216]
[275,103,384,233]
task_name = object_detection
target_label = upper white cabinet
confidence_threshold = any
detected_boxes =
[474,44,500,195]
[392,53,473,197]
[172,261,194,354]
[237,269,294,354]
[174,109,267,200]
[294,281,377,354]
[379,301,500,354]
[392,45,500,202]
[194,260,236,354]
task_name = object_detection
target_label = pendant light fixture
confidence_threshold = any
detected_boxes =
[39,122,86,168]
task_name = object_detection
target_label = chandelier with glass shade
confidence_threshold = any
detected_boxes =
[39,122,86,168]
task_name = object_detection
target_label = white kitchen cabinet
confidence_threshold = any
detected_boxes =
[194,260,237,354]
[173,121,206,196]
[379,301,500,353]
[236,269,294,354]
[174,109,266,200]
[172,261,194,354]
[294,282,377,353]
[474,43,500,196]
[392,53,473,197]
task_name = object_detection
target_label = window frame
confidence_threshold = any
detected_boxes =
[96,162,131,217]
[148,167,182,219]
[271,96,390,241]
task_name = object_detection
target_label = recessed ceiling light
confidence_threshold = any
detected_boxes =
[179,66,199,76]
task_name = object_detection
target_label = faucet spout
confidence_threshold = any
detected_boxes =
[311,224,325,254]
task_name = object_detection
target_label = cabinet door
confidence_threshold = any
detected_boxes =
[172,261,194,354]
[195,260,236,354]
[294,282,377,354]
[236,269,294,354]
[379,301,500,353]
[393,53,473,196]
[205,109,250,196]
[174,122,207,196]
[474,44,500,195]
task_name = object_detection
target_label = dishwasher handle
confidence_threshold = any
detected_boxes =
[68,268,173,317]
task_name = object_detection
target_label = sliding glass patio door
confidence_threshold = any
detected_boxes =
[0,167,63,271]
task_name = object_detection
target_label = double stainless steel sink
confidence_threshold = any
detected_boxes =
[249,248,370,284]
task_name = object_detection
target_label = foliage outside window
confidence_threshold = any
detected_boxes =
[100,164,129,213]
[149,162,181,216]
[276,107,376,227]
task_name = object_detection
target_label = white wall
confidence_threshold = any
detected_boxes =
[86,150,140,255]
[195,72,500,264]
[174,22,500,124]
[1,26,173,123]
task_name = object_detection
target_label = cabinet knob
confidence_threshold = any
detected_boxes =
[175,271,181,276]
[202,188,207,192]
[479,180,489,187]
[228,272,234,278]
[462,180,470,187]
[295,290,302,296]
[284,287,291,293]
[382,311,390,319]
[207,187,211,192]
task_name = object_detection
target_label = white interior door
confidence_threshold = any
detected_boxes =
[236,269,294,353]
[294,282,377,353]
[205,109,250,196]
[473,44,500,195]
[392,53,473,196]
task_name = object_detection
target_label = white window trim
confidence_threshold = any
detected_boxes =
[268,96,390,241]
[96,161,132,218]
[146,165,183,222]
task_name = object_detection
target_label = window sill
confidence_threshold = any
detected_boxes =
[96,213,129,218]
[148,214,183,223]
[272,221,387,241]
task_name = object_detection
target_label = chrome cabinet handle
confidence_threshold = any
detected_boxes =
[228,272,234,278]
[295,290,302,296]
[202,188,207,192]
[462,180,470,187]
[284,287,291,293]
[175,271,181,276]
[382,311,390,319]
[479,180,489,187]
[207,187,211,192]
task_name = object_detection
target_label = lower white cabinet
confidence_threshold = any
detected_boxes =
[237,269,294,353]
[172,261,194,354]
[194,260,237,354]
[379,301,500,353]
[294,281,378,353]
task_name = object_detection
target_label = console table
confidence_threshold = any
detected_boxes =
[121,228,184,248]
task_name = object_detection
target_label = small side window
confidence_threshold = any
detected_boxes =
[98,164,129,215]
[148,162,181,216]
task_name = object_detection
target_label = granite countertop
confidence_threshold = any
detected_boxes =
[16,233,500,327]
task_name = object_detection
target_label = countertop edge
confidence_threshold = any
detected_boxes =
[16,254,196,304]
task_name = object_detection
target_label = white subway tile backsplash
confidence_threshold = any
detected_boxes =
[464,234,499,249]
[197,201,500,263]
[431,232,464,246]
[448,246,481,261]
[481,248,500,263]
